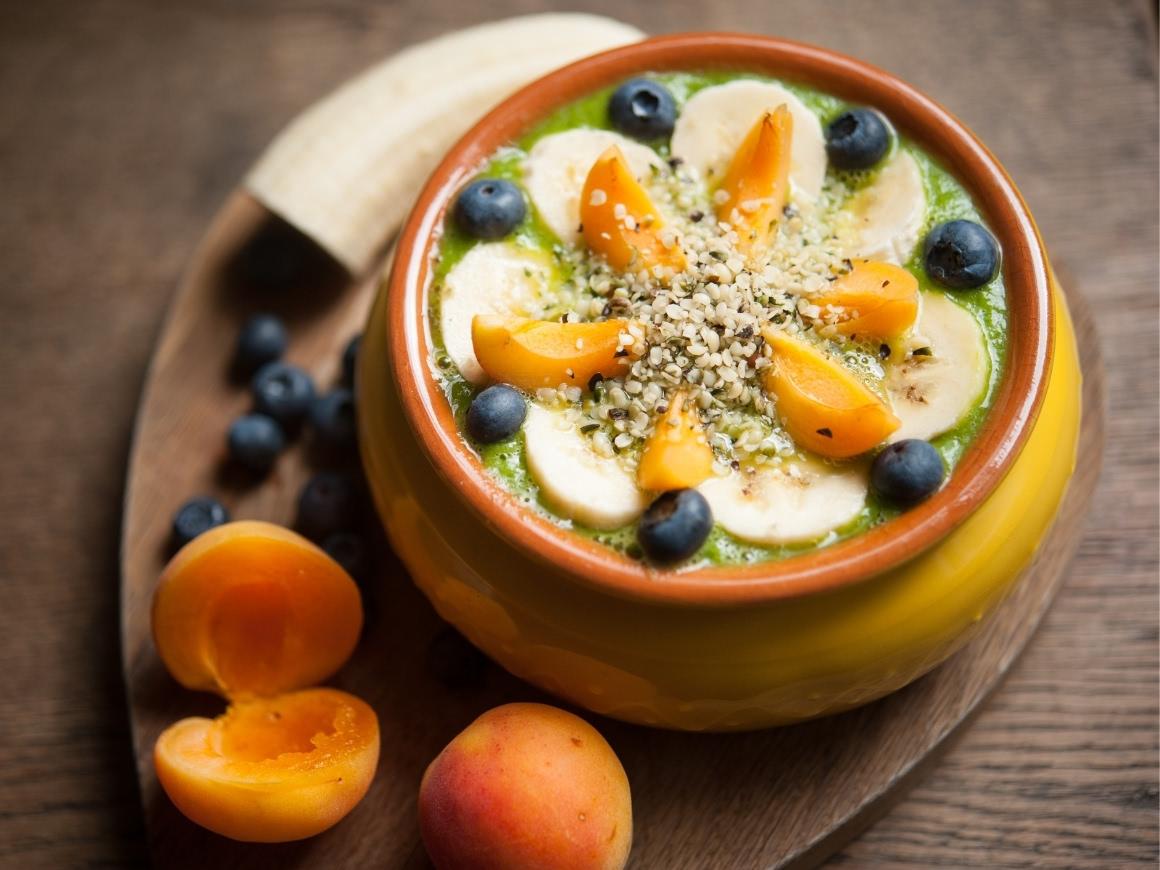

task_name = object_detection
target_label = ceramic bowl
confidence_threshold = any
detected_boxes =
[358,34,1082,730]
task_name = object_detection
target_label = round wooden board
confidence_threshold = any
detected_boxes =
[121,191,1104,869]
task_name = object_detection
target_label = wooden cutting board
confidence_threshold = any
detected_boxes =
[119,190,1103,868]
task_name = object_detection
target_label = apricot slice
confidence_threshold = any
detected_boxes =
[715,106,792,259]
[154,687,379,842]
[761,328,900,458]
[471,315,638,391]
[580,146,685,276]
[419,702,632,870]
[637,392,715,491]
[810,260,919,338]
[152,521,363,698]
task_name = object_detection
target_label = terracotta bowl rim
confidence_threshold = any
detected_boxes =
[384,32,1053,607]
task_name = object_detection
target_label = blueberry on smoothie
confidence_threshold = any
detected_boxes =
[252,361,316,430]
[608,78,677,141]
[923,220,1001,290]
[467,384,526,444]
[233,314,287,376]
[871,439,945,506]
[637,489,713,564]
[309,388,357,452]
[454,179,526,240]
[825,108,891,170]
[171,496,229,548]
[296,471,360,542]
[227,413,285,472]
[341,334,361,386]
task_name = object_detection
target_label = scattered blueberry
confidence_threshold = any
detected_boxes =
[923,220,1001,290]
[637,488,713,564]
[296,471,360,542]
[233,314,287,377]
[466,384,526,444]
[341,334,361,387]
[608,78,677,141]
[252,361,315,431]
[825,108,892,170]
[323,532,370,584]
[871,439,946,506]
[227,413,285,472]
[426,627,488,689]
[171,496,229,549]
[310,388,357,452]
[453,179,526,240]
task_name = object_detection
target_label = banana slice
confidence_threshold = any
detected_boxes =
[886,291,989,442]
[439,242,551,384]
[699,459,867,545]
[523,129,664,244]
[246,14,644,273]
[524,405,646,529]
[846,150,926,265]
[670,80,827,201]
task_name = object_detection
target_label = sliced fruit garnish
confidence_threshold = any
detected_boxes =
[761,329,900,458]
[670,79,827,200]
[698,459,867,545]
[637,392,715,491]
[886,291,989,442]
[715,106,793,260]
[471,315,639,391]
[580,146,686,276]
[440,241,551,384]
[524,405,646,529]
[523,129,664,244]
[809,260,919,339]
[846,150,926,265]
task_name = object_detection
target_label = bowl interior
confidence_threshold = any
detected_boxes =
[385,33,1052,606]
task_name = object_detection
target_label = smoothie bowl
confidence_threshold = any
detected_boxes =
[358,34,1081,730]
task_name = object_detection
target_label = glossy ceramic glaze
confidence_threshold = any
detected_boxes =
[357,35,1081,729]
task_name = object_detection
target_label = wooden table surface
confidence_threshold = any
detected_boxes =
[1,1,1155,867]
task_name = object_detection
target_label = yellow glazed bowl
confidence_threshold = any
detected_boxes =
[357,36,1081,730]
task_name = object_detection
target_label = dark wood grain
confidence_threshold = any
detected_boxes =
[0,1,1156,867]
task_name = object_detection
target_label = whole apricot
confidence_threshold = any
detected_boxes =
[419,703,632,870]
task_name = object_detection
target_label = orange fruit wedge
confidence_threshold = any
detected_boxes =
[637,392,715,491]
[762,328,900,458]
[715,106,793,260]
[580,146,685,277]
[471,315,638,391]
[810,260,919,339]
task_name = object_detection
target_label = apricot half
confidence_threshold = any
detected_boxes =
[471,315,638,391]
[637,392,715,491]
[152,521,363,698]
[419,703,632,870]
[155,687,380,842]
[580,146,685,277]
[810,260,919,339]
[715,106,793,259]
[762,329,900,458]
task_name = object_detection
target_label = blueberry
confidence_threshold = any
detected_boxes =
[453,179,526,240]
[637,489,713,564]
[825,108,892,170]
[426,627,488,689]
[871,439,945,506]
[341,334,361,386]
[309,388,357,452]
[466,384,526,444]
[323,532,370,584]
[171,496,229,549]
[296,472,360,542]
[608,78,677,141]
[923,220,1001,290]
[227,413,285,472]
[233,314,287,377]
[252,361,315,430]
